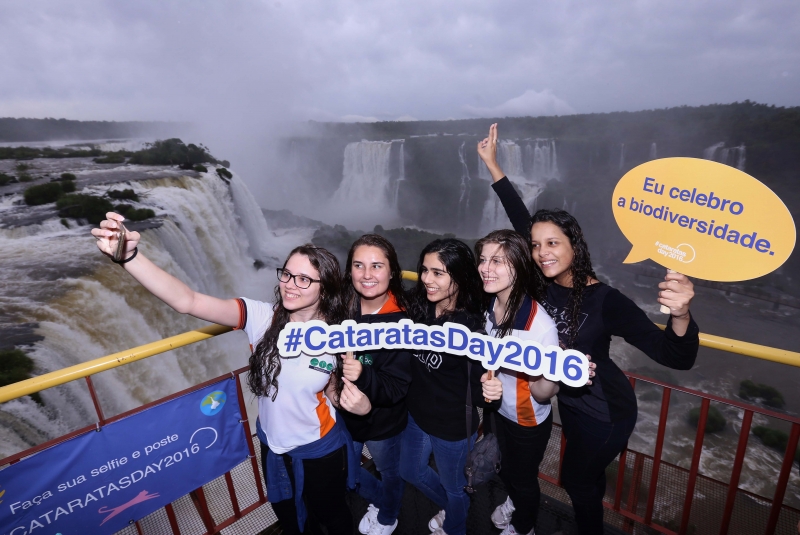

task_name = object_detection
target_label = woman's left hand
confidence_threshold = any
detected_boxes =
[339,378,372,416]
[658,272,694,318]
[481,372,503,401]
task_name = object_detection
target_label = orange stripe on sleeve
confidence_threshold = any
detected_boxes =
[524,301,538,331]
[234,298,246,331]
[515,372,539,426]
[316,391,336,438]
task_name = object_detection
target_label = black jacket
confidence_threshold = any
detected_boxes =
[338,301,413,442]
[406,306,501,440]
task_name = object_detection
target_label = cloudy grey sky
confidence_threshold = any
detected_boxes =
[1,0,798,125]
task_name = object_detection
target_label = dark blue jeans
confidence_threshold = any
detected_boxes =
[559,404,637,535]
[399,414,475,535]
[354,433,404,526]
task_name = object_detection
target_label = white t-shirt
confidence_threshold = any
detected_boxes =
[485,300,560,426]
[239,298,338,454]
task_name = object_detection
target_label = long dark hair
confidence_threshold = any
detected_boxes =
[248,244,346,400]
[409,238,485,323]
[343,234,410,318]
[475,229,541,338]
[530,209,597,348]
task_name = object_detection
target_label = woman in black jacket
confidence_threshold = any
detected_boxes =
[339,234,413,535]
[477,124,700,535]
[399,238,503,535]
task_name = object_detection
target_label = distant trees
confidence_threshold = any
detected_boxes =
[128,138,218,166]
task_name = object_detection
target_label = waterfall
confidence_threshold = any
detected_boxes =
[478,140,550,236]
[330,141,400,226]
[457,142,472,219]
[619,143,626,170]
[391,141,405,208]
[703,142,746,170]
[650,142,657,160]
[0,170,288,457]
[524,139,560,181]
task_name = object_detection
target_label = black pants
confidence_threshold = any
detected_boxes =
[496,411,553,534]
[260,442,353,535]
[559,404,637,535]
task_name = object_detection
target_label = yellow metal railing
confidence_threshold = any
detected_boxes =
[1,270,798,404]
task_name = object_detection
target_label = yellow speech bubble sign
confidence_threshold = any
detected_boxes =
[612,157,796,282]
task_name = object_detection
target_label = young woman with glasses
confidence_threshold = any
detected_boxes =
[337,234,413,535]
[399,238,503,535]
[93,213,361,535]
[477,125,699,535]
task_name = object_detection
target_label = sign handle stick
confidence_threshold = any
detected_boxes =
[485,370,493,403]
[660,269,677,314]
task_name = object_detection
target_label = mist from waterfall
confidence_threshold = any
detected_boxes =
[650,142,657,160]
[703,142,746,170]
[0,170,304,457]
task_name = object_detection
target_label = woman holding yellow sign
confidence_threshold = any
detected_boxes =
[477,125,700,535]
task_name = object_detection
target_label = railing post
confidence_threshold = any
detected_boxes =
[164,502,181,534]
[680,398,710,535]
[763,422,800,535]
[719,410,753,535]
[224,472,242,518]
[614,448,628,511]
[85,375,106,425]
[644,387,671,525]
[190,487,217,534]
[623,452,645,532]
[234,372,267,502]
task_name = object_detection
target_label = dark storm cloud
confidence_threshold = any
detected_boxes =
[0,0,798,122]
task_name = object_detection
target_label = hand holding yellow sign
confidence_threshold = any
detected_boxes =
[612,158,795,282]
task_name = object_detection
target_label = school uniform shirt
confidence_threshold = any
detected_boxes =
[485,295,560,427]
[236,298,337,454]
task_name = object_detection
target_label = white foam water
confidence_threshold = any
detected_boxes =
[0,169,290,458]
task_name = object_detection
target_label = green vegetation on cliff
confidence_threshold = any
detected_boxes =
[739,380,785,408]
[23,180,76,205]
[687,405,726,433]
[56,194,114,225]
[128,138,218,166]
[0,348,42,404]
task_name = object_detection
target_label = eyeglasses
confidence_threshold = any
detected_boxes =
[277,268,320,289]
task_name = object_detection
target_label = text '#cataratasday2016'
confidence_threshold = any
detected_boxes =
[278,319,590,387]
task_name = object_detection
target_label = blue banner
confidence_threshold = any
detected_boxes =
[0,378,250,535]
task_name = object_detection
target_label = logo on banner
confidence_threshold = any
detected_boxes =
[200,391,226,416]
[612,158,796,281]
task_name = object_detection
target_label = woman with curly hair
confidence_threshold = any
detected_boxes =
[92,213,358,535]
[400,238,503,535]
[477,125,700,535]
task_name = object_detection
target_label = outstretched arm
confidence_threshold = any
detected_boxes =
[92,212,240,327]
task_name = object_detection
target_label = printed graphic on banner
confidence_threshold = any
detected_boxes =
[0,378,249,535]
[278,319,590,387]
[612,157,796,281]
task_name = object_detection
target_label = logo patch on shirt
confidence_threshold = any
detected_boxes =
[309,358,333,374]
[358,354,374,366]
